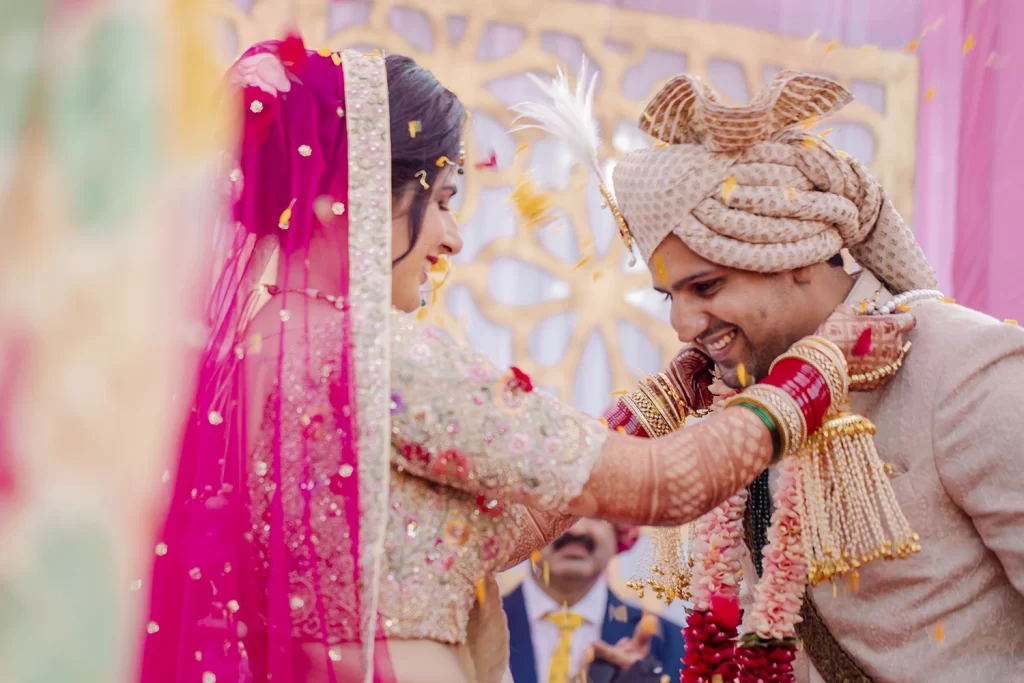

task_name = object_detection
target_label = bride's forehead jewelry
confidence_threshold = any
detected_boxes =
[457,138,466,175]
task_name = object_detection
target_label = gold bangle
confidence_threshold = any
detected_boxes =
[639,378,680,430]
[730,384,808,457]
[655,373,687,425]
[622,390,670,437]
[723,393,791,459]
[638,381,676,435]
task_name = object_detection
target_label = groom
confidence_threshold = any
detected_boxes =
[606,72,1024,681]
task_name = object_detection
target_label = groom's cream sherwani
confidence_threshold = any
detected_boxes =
[741,271,1024,683]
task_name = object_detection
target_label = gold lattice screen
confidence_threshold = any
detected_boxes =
[213,0,918,404]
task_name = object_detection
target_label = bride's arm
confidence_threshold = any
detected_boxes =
[391,312,793,525]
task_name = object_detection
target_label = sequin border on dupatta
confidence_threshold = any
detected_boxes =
[342,49,392,681]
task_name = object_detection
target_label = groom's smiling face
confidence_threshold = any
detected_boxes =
[650,235,824,389]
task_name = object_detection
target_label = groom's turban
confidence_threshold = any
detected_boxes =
[612,71,937,294]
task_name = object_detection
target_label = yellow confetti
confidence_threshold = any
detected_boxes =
[737,363,751,388]
[363,49,380,58]
[963,34,976,55]
[510,176,556,231]
[642,111,653,123]
[847,570,860,593]
[896,304,912,312]
[317,47,332,57]
[1006,319,1019,326]
[616,426,626,434]
[574,255,591,269]
[530,550,542,564]
[598,416,608,426]
[785,185,796,201]
[474,578,486,604]
[431,289,438,304]
[801,115,818,131]
[837,150,849,157]
[654,141,669,148]
[858,299,868,313]
[721,175,738,203]
[279,198,296,230]
[515,143,530,157]
[824,40,839,55]
[416,306,428,321]
[414,170,430,189]
[802,137,819,150]
[925,86,937,102]
[331,53,343,67]
[408,120,422,138]
[543,561,550,585]
[806,30,820,46]
[832,582,838,598]
[611,390,628,397]
[592,270,604,281]
[940,297,956,304]
[430,257,448,273]
[906,39,921,53]
[820,127,833,137]
[639,613,659,636]
[932,622,945,644]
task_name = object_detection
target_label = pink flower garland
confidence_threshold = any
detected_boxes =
[737,456,806,682]
[747,457,807,641]
[683,458,808,683]
[682,492,746,683]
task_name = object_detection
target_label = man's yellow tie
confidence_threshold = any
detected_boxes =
[544,611,586,683]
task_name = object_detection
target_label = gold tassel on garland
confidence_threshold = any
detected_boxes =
[796,412,920,586]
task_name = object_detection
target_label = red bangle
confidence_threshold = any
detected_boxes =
[603,400,650,438]
[760,357,831,434]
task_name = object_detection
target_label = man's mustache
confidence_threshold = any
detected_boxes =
[552,532,596,553]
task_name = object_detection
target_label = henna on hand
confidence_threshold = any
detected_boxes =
[666,345,716,412]
[814,304,916,392]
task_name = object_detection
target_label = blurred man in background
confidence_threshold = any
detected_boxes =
[504,519,686,683]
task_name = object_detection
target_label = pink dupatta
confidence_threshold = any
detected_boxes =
[138,36,396,683]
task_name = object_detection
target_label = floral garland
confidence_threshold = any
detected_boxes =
[682,492,746,683]
[684,392,807,682]
[736,456,806,683]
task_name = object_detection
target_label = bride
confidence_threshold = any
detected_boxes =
[138,35,911,683]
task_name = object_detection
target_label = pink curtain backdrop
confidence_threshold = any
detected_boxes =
[582,0,1022,321]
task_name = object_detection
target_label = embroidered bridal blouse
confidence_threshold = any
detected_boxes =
[246,309,608,646]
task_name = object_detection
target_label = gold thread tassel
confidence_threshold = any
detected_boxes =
[626,524,692,605]
[797,413,920,586]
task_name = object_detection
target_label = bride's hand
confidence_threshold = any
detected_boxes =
[814,303,916,391]
[665,346,715,412]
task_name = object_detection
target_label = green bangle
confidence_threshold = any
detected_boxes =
[733,399,783,463]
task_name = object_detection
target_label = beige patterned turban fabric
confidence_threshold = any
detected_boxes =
[612,71,937,294]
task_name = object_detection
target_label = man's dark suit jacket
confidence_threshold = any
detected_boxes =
[503,585,686,683]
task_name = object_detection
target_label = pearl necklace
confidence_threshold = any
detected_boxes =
[865,288,944,315]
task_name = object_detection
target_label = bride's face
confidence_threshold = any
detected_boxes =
[390,167,462,312]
